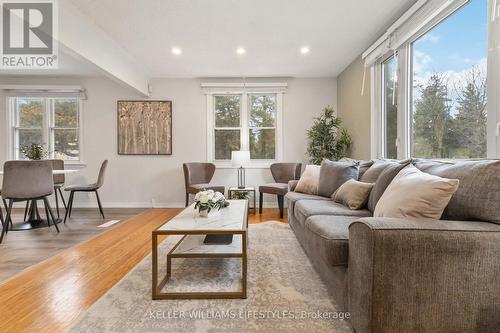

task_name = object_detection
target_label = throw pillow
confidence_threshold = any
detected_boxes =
[295,165,321,195]
[374,165,459,220]
[360,159,411,183]
[332,179,375,210]
[317,160,359,198]
[366,160,410,212]
[358,160,375,180]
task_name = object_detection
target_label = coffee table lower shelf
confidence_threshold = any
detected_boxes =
[152,231,248,300]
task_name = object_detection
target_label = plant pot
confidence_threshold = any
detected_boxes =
[199,208,220,218]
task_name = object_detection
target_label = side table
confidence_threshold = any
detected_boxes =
[228,187,256,214]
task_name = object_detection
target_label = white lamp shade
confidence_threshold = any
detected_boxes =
[231,151,250,167]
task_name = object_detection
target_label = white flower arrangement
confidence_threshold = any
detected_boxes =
[194,190,225,216]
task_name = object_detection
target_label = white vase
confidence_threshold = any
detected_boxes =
[199,208,220,218]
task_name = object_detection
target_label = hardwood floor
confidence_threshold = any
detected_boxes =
[0,207,286,333]
[0,208,147,282]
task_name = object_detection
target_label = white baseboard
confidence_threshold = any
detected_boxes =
[8,200,281,209]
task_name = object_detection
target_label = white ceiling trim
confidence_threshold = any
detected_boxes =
[201,82,288,94]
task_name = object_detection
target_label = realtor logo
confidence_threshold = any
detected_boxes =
[0,0,58,69]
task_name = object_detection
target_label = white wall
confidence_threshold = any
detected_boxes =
[0,75,337,208]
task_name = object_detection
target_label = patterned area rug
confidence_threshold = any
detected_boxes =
[70,222,352,332]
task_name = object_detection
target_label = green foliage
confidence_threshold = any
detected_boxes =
[16,98,79,160]
[306,106,352,164]
[20,143,48,160]
[452,69,487,158]
[232,191,249,200]
[249,95,276,159]
[214,96,241,160]
[413,67,487,159]
[413,74,453,158]
[215,95,240,127]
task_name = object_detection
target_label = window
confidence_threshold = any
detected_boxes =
[370,0,490,160]
[214,95,241,160]
[382,56,398,159]
[10,96,81,161]
[204,83,285,166]
[249,94,277,160]
[410,0,487,159]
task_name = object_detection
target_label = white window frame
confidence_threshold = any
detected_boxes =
[6,94,85,167]
[203,82,286,168]
[369,0,496,160]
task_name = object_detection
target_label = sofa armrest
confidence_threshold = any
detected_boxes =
[348,217,500,333]
[288,180,299,192]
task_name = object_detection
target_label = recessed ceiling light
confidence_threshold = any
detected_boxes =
[172,47,182,55]
[236,47,246,55]
[300,46,310,54]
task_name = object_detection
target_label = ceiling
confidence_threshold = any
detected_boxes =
[1,1,416,78]
[67,0,415,78]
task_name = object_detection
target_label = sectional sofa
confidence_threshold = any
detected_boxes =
[286,159,500,333]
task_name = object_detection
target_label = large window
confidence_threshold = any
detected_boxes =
[410,0,487,159]
[205,84,284,166]
[371,0,489,160]
[10,96,81,161]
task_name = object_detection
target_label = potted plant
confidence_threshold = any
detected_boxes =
[19,143,48,160]
[306,106,352,164]
[194,190,226,217]
[231,191,249,200]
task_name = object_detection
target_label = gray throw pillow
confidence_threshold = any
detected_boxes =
[358,160,374,179]
[367,160,410,212]
[317,160,358,198]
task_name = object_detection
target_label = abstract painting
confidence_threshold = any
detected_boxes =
[117,100,172,155]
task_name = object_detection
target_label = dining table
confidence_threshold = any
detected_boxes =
[0,169,79,230]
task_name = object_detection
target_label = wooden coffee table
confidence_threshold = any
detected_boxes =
[152,200,248,299]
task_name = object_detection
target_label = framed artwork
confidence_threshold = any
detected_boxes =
[117,100,172,155]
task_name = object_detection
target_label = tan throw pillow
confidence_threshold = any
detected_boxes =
[374,165,459,220]
[295,165,321,195]
[332,179,375,210]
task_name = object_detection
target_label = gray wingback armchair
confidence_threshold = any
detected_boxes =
[183,163,225,207]
[259,163,301,218]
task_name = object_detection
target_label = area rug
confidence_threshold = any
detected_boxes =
[70,222,352,333]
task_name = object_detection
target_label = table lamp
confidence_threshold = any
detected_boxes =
[231,151,250,189]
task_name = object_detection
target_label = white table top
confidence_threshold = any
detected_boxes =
[0,169,79,175]
[157,200,247,232]
[228,187,255,191]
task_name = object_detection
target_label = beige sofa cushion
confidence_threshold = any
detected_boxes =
[374,165,459,220]
[332,179,375,210]
[294,200,372,227]
[295,165,320,195]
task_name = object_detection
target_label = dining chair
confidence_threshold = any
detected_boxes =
[0,192,4,228]
[64,160,108,223]
[0,189,13,229]
[51,159,67,218]
[23,159,67,220]
[183,163,225,207]
[259,163,302,218]
[0,160,59,243]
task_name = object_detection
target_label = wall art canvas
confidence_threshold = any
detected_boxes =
[117,100,172,155]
